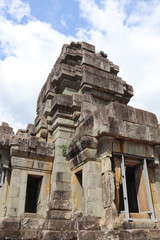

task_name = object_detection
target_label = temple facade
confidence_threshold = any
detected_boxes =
[1,41,160,239]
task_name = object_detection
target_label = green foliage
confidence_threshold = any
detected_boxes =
[59,144,68,157]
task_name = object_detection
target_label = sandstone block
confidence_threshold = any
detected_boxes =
[49,199,71,210]
[52,181,71,192]
[52,172,71,183]
[83,173,102,189]
[0,218,20,230]
[51,190,71,200]
[47,210,72,220]
[43,219,71,230]
[77,216,100,230]
[53,162,70,172]
[102,172,115,208]
[84,201,103,217]
[83,161,101,173]
[84,189,103,203]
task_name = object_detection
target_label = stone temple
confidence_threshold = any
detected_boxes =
[1,41,160,240]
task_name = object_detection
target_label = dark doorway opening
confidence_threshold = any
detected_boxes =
[126,166,139,213]
[119,183,124,212]
[75,170,82,187]
[74,170,83,212]
[25,175,42,213]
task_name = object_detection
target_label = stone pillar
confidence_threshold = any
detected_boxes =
[102,156,115,209]
[83,161,103,217]
[47,126,74,220]
[148,166,160,221]
[101,155,118,230]
[97,136,118,229]
[7,168,22,217]
[150,145,160,221]
[0,169,10,217]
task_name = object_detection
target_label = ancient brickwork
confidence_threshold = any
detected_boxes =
[1,42,160,239]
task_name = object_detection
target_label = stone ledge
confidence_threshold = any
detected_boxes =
[38,229,160,240]
[0,217,20,230]
[0,230,38,240]
[47,210,72,220]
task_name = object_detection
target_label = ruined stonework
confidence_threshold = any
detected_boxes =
[1,42,160,240]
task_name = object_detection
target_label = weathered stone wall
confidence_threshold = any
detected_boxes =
[1,41,160,240]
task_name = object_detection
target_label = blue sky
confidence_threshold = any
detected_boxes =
[24,0,89,36]
[0,0,160,131]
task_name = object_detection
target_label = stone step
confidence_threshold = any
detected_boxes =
[0,230,38,240]
[39,229,160,240]
[43,219,71,230]
[47,209,72,219]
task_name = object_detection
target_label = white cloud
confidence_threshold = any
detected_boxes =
[0,0,75,131]
[60,16,67,27]
[8,0,30,21]
[0,103,25,133]
[0,0,30,21]
[77,0,160,121]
